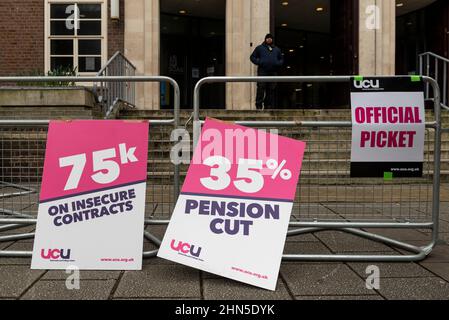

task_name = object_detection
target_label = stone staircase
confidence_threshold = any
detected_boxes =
[119,109,449,184]
[2,109,447,185]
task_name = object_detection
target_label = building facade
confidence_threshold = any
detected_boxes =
[0,0,448,110]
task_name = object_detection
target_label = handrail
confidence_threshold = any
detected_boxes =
[0,75,182,200]
[97,51,137,118]
[419,52,449,64]
[193,75,441,145]
[98,51,137,75]
[419,52,449,111]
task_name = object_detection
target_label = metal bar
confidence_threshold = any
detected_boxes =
[0,251,32,258]
[444,61,447,107]
[429,76,442,244]
[342,228,425,254]
[427,55,431,97]
[193,75,438,144]
[420,54,423,77]
[288,222,433,229]
[419,52,449,64]
[435,58,439,86]
[287,227,323,237]
[282,252,428,262]
[0,119,175,126]
[0,209,35,219]
[191,75,442,263]
[142,250,159,259]
[0,233,35,243]
[144,230,162,247]
[0,224,35,232]
[173,78,181,202]
[0,219,37,224]
[199,120,438,129]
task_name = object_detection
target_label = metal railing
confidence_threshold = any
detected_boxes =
[0,75,444,262]
[0,75,181,259]
[193,75,442,262]
[97,52,137,118]
[419,52,449,111]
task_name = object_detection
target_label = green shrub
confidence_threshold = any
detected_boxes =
[16,66,78,87]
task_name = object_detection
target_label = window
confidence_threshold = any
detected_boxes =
[45,1,107,74]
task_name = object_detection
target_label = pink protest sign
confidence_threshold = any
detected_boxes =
[183,118,305,201]
[159,118,306,290]
[39,120,149,202]
[32,120,149,270]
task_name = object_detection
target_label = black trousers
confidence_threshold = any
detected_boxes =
[256,71,277,109]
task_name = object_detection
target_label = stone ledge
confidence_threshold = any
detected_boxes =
[0,87,96,108]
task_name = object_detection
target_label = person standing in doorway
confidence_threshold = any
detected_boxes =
[250,33,284,110]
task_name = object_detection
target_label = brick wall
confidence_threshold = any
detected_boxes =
[108,0,125,58]
[0,0,125,76]
[0,0,44,76]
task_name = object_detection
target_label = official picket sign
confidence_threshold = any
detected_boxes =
[350,77,425,178]
[31,120,149,270]
[158,118,306,290]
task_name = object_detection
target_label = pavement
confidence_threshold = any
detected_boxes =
[0,185,449,300]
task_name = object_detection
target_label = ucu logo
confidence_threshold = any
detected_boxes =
[354,79,380,89]
[41,248,71,260]
[170,239,202,258]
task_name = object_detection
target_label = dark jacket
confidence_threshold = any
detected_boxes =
[250,43,284,74]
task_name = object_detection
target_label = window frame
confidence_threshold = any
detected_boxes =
[45,0,108,75]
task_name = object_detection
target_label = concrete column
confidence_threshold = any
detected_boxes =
[359,0,396,75]
[125,0,160,110]
[226,0,270,110]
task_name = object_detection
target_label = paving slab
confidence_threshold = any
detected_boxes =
[145,225,168,240]
[0,265,45,298]
[42,270,121,280]
[322,204,381,218]
[377,277,449,300]
[420,262,449,282]
[438,220,449,233]
[285,232,320,242]
[0,241,13,250]
[291,204,341,221]
[440,233,449,243]
[362,228,430,241]
[422,244,449,263]
[283,241,332,256]
[114,264,201,299]
[280,263,373,296]
[203,278,292,300]
[143,256,178,265]
[315,231,396,253]
[21,280,116,300]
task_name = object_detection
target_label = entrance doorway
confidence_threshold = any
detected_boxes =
[273,0,358,109]
[160,0,226,109]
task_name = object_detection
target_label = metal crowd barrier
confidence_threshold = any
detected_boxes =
[193,75,442,262]
[0,76,180,259]
[0,75,443,263]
